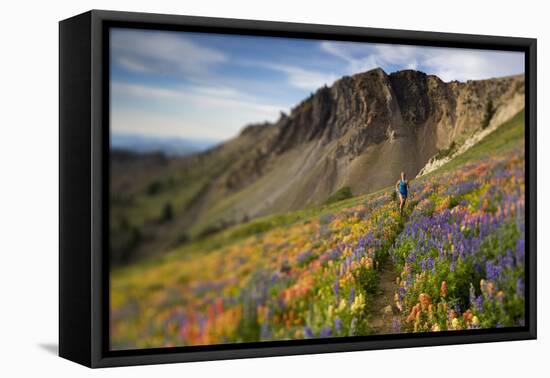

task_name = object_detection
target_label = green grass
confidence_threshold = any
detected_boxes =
[112,110,525,276]
[112,186,380,277]
[111,109,526,347]
[325,186,353,205]
[433,141,457,160]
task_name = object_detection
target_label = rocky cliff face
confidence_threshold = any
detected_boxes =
[212,68,523,213]
[111,68,524,261]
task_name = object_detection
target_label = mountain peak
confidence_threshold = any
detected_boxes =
[348,67,389,83]
[390,69,427,77]
[364,67,388,76]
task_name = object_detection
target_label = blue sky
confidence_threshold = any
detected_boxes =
[110,28,524,142]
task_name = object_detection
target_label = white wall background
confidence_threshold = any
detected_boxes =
[0,0,546,376]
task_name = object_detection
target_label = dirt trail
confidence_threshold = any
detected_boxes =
[368,195,416,334]
[370,261,401,334]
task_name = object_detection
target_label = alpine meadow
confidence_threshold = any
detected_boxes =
[109,29,526,350]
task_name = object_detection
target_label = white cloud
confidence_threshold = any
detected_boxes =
[116,56,152,73]
[421,48,524,81]
[320,41,524,82]
[237,58,340,92]
[321,41,424,74]
[111,29,227,78]
[112,82,181,99]
[320,41,379,74]
[374,44,420,69]
[111,81,284,140]
[261,63,340,91]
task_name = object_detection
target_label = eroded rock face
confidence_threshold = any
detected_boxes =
[197,70,522,230]
[267,69,515,155]
[112,68,525,256]
[220,68,523,196]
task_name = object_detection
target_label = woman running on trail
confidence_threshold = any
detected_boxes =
[395,171,409,216]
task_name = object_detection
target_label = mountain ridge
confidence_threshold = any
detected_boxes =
[111,132,218,156]
[210,68,523,205]
[110,68,525,264]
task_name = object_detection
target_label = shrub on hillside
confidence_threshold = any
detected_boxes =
[325,186,353,204]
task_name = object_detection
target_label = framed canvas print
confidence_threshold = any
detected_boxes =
[59,10,537,368]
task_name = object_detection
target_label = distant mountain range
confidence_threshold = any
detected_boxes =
[111,133,218,156]
[110,68,525,264]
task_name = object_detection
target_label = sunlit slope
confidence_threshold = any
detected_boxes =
[111,111,525,350]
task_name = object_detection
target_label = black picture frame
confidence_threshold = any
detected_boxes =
[59,9,537,368]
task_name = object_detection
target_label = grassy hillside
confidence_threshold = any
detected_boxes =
[110,111,525,349]
[109,138,255,264]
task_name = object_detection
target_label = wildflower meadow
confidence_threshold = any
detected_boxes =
[110,112,526,349]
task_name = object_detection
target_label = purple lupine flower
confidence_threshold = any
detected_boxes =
[304,326,314,338]
[345,255,352,270]
[516,238,525,266]
[296,250,314,266]
[498,250,514,270]
[334,318,342,333]
[326,248,341,262]
[398,287,406,301]
[320,327,332,338]
[516,277,524,298]
[474,262,483,275]
[507,248,515,268]
[454,303,461,315]
[260,323,272,339]
[333,279,340,300]
[392,317,401,333]
[427,256,435,271]
[476,295,484,311]
[198,315,207,337]
[485,260,503,282]
[348,287,356,306]
[450,261,456,273]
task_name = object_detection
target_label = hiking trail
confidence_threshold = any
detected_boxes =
[369,198,416,335]
[370,260,401,334]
